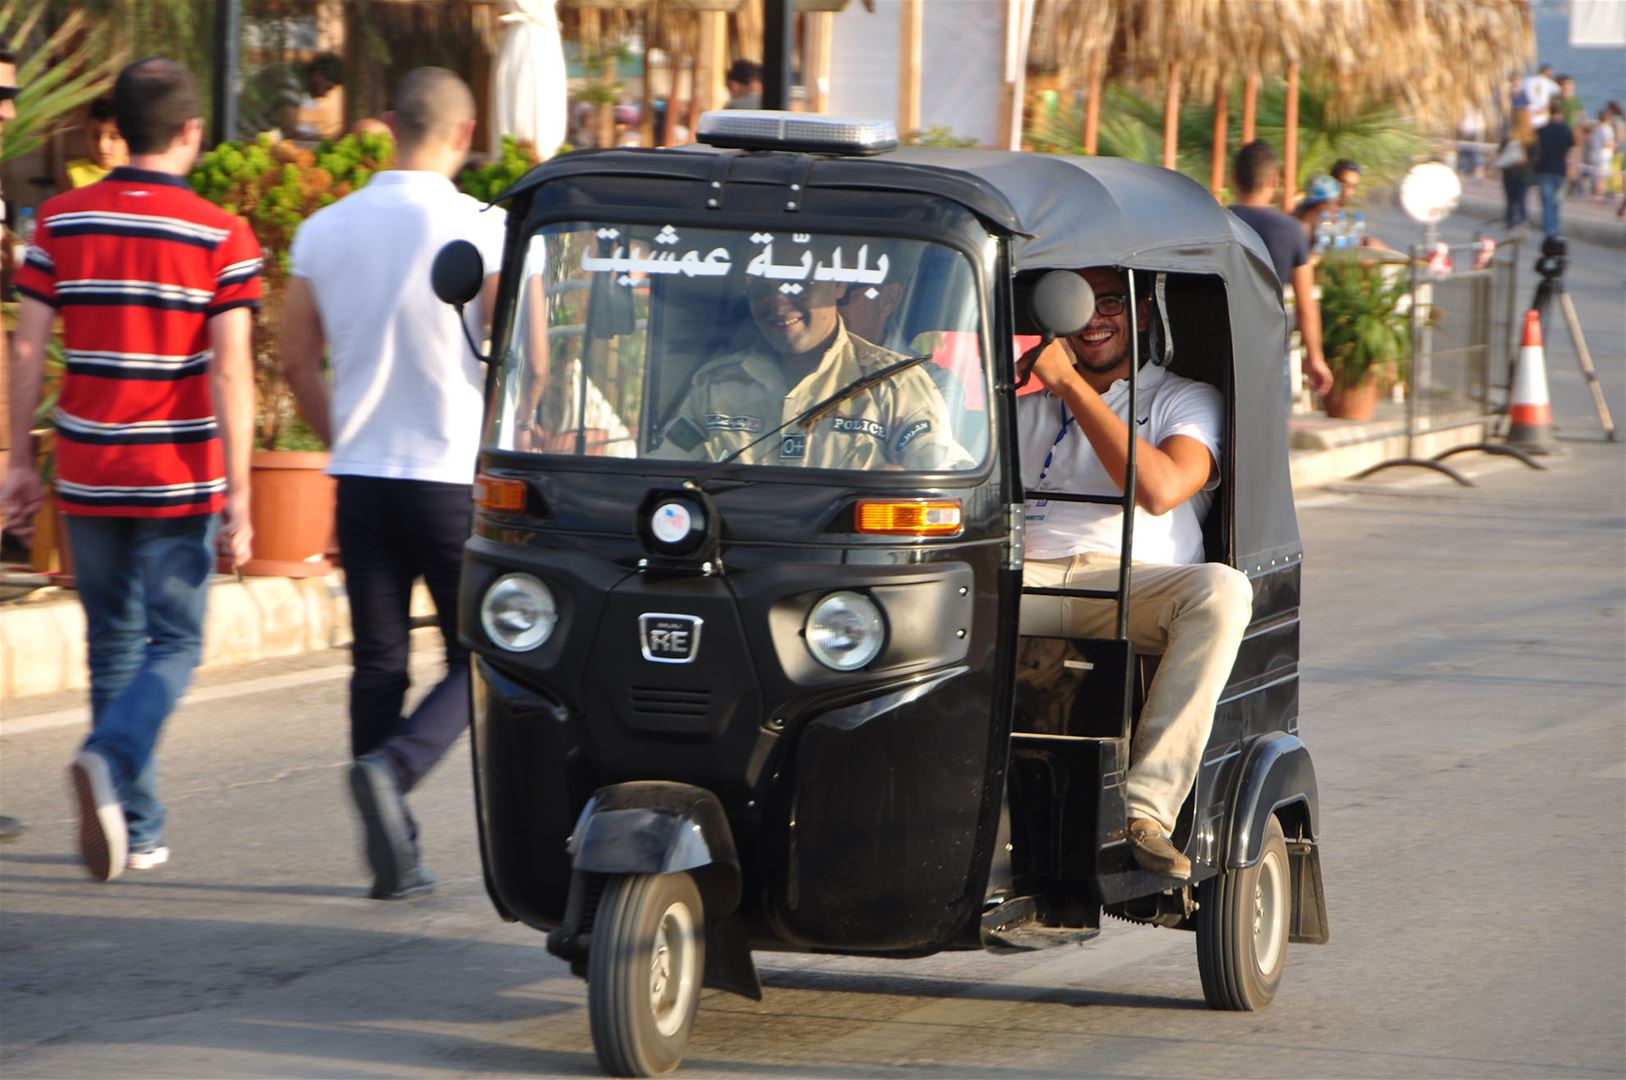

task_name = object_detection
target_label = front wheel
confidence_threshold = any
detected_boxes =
[588,872,706,1077]
[1196,813,1290,1010]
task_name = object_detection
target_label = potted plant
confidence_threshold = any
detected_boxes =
[1316,252,1411,421]
[188,131,395,576]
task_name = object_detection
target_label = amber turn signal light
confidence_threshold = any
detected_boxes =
[474,473,527,513]
[854,499,962,536]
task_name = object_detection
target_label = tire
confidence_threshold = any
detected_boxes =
[588,872,706,1077]
[1196,813,1290,1010]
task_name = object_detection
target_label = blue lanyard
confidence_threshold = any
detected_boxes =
[1034,400,1072,492]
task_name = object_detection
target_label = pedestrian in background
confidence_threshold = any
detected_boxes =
[1227,141,1334,403]
[4,58,258,881]
[1495,92,1534,234]
[64,96,128,188]
[1533,101,1576,238]
[725,59,763,109]
[280,67,505,901]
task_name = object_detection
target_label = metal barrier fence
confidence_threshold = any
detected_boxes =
[1355,236,1534,485]
[1409,237,1522,431]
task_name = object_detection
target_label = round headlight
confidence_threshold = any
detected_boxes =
[805,591,885,672]
[480,573,557,652]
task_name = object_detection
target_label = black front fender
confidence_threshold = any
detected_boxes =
[1224,732,1319,870]
[568,781,741,913]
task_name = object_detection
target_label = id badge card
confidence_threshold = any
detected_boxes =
[1025,498,1050,524]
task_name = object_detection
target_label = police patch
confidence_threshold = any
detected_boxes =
[830,416,886,439]
[779,433,807,459]
[894,419,932,454]
[705,413,763,433]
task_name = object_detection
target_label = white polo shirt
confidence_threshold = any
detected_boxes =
[1018,362,1222,565]
[289,171,507,483]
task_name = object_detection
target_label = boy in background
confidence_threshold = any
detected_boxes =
[65,97,128,188]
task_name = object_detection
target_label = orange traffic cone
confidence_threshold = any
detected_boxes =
[1507,309,1557,453]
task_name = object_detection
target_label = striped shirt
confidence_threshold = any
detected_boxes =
[14,167,262,517]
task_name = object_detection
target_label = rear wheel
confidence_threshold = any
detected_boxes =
[588,872,706,1077]
[1196,813,1289,1010]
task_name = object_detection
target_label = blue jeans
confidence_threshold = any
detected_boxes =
[1536,172,1565,237]
[68,513,217,851]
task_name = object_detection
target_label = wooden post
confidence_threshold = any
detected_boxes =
[1241,72,1258,144]
[696,10,727,114]
[898,0,923,138]
[640,6,657,146]
[1282,62,1300,211]
[806,11,834,113]
[598,36,618,149]
[1162,62,1180,170]
[1210,79,1228,198]
[1083,48,1102,155]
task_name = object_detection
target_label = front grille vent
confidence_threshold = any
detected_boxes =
[628,686,711,720]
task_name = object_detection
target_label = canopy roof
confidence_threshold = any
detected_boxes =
[1029,0,1533,123]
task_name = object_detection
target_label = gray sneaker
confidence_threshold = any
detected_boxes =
[1127,817,1191,879]
[69,750,127,882]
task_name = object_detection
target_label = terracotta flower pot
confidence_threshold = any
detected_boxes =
[1322,377,1380,421]
[239,450,336,577]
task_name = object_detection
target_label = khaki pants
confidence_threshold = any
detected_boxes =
[1020,552,1253,833]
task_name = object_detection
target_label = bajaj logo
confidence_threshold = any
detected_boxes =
[639,613,703,664]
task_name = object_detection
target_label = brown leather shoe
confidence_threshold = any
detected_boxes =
[1127,818,1191,879]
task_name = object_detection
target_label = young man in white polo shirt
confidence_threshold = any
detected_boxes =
[1018,266,1253,880]
[280,68,507,900]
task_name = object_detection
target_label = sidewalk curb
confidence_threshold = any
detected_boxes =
[1,420,1491,704]
[1,575,435,701]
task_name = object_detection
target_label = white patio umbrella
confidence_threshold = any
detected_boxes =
[492,0,569,159]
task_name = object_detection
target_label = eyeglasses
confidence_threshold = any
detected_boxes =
[1093,292,1129,316]
[0,87,17,103]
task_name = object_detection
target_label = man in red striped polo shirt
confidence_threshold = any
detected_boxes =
[3,58,257,882]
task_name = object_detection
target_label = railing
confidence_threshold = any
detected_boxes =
[1353,236,1543,484]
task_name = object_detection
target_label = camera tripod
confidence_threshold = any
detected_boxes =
[1523,238,1617,441]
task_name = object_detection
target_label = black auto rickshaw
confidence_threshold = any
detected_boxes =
[432,111,1329,1077]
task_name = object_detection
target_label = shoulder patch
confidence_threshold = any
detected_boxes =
[894,419,932,454]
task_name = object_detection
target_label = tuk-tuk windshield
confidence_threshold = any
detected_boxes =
[486,222,990,472]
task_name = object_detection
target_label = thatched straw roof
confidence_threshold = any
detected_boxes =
[1029,0,1532,123]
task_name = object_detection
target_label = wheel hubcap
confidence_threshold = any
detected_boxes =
[649,900,696,1038]
[1252,849,1286,975]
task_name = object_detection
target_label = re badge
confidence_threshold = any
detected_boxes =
[639,613,704,664]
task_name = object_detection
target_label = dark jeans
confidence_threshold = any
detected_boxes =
[68,512,218,851]
[1536,171,1566,237]
[1503,167,1530,227]
[336,476,472,797]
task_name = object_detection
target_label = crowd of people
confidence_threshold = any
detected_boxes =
[1491,64,1626,235]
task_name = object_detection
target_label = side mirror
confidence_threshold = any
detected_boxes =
[1029,269,1095,339]
[431,240,485,307]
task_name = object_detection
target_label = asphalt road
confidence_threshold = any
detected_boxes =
[1,217,1622,1079]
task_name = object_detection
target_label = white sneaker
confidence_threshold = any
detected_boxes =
[127,846,170,871]
[69,750,127,882]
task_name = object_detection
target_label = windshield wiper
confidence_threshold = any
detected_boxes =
[692,352,934,489]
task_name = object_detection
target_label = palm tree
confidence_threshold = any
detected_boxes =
[1029,75,1427,192]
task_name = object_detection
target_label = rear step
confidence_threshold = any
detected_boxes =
[979,895,1101,952]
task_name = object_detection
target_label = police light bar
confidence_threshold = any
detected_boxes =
[696,110,898,156]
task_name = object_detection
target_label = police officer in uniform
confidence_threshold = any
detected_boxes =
[656,278,974,471]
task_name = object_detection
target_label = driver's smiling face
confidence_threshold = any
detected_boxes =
[1067,267,1144,377]
[749,281,844,359]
